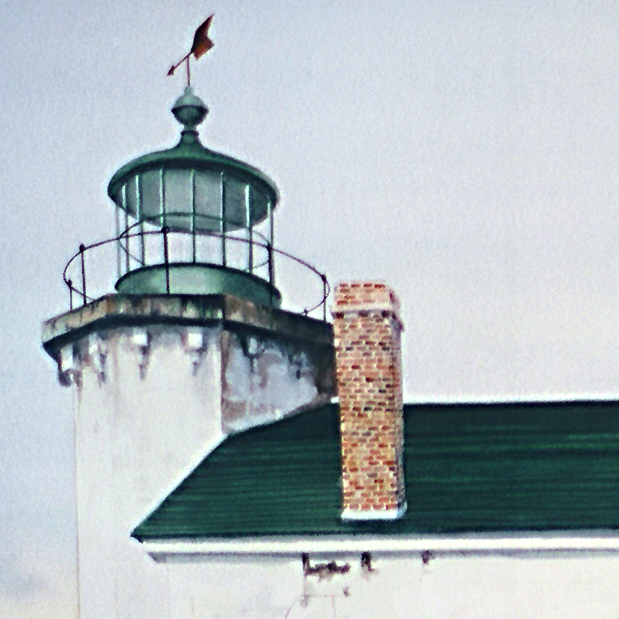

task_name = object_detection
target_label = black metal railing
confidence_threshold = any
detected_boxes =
[63,222,330,321]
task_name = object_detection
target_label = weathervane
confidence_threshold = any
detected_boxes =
[168,15,214,87]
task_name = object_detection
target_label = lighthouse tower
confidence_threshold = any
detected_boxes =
[42,87,335,618]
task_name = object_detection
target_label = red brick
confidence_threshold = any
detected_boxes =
[333,281,405,518]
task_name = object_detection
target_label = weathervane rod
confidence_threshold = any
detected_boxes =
[168,15,214,85]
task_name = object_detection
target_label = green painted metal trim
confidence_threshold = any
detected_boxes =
[107,137,279,209]
[115,263,282,307]
[133,400,619,540]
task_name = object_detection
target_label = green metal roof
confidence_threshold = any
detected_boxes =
[107,136,279,206]
[133,400,619,540]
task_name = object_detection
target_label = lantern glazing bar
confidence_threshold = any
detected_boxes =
[159,169,166,228]
[124,185,130,274]
[115,196,121,280]
[137,174,145,266]
[159,168,166,264]
[191,169,197,263]
[268,198,274,285]
[220,172,226,267]
[246,185,253,273]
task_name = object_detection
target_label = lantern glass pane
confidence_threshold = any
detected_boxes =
[251,187,268,225]
[194,171,221,231]
[140,170,161,222]
[125,176,137,217]
[224,176,246,231]
[164,169,192,231]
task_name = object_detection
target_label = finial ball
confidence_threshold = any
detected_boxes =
[172,87,208,129]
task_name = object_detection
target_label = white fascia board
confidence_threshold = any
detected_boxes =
[143,531,619,561]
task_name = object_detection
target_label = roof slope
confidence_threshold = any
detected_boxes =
[133,401,619,540]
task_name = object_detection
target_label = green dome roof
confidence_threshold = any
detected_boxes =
[108,139,279,203]
[107,87,279,231]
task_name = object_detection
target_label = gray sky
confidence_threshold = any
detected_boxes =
[3,0,619,615]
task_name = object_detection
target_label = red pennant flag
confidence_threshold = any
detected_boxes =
[191,15,214,59]
[168,15,214,77]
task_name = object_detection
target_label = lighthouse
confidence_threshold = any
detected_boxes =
[42,86,335,618]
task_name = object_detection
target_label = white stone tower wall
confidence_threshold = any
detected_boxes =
[73,326,224,619]
[44,295,336,619]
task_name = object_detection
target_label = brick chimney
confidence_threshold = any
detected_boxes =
[332,282,406,520]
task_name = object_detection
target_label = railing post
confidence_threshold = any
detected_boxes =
[267,243,274,287]
[124,203,130,274]
[322,273,327,322]
[162,226,170,294]
[115,205,121,279]
[248,227,254,274]
[79,244,87,306]
[245,185,253,274]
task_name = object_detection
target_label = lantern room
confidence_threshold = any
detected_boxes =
[106,87,280,307]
